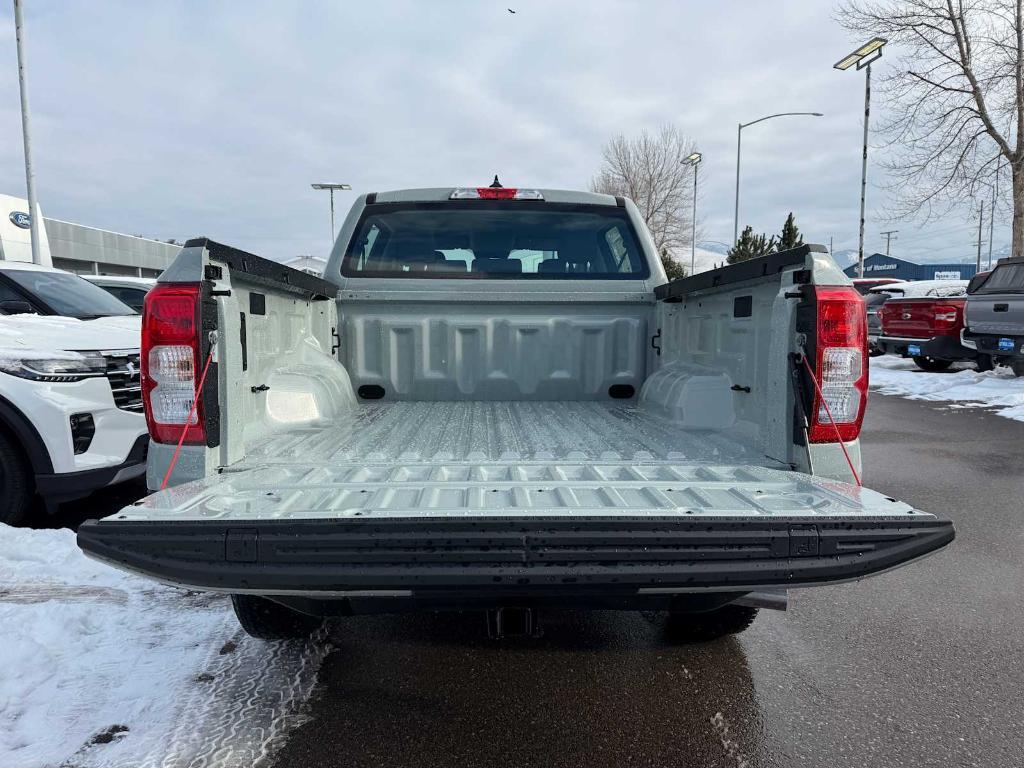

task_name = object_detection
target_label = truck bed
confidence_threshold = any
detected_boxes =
[116,401,911,521]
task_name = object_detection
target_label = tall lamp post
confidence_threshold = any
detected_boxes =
[834,37,887,279]
[13,0,42,265]
[311,182,352,246]
[682,152,702,274]
[733,112,823,245]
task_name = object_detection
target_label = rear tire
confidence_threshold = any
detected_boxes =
[1011,360,1024,377]
[231,595,323,640]
[664,605,759,643]
[912,356,953,372]
[976,355,995,373]
[0,432,33,527]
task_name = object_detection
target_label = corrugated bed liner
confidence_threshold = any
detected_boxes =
[120,402,921,521]
[245,401,766,465]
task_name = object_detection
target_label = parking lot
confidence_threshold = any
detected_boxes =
[38,387,1023,768]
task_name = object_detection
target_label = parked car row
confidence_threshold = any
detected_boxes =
[0,261,155,525]
[868,256,1024,376]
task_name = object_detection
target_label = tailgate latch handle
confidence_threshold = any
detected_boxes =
[994,303,1009,312]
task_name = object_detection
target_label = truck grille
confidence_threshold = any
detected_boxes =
[103,351,143,412]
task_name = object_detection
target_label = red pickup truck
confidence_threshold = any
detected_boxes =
[876,280,991,371]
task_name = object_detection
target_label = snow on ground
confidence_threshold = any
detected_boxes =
[0,525,327,768]
[870,356,1024,422]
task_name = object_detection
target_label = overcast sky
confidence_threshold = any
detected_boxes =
[0,1,1010,265]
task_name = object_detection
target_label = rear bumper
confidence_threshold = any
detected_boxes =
[962,331,1024,359]
[878,334,975,360]
[77,516,955,598]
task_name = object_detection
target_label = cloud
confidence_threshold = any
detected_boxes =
[0,0,1006,263]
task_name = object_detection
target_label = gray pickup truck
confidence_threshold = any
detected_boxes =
[77,186,953,642]
[964,256,1024,376]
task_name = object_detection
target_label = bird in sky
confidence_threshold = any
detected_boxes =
[508,8,516,13]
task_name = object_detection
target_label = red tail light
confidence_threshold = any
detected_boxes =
[808,286,868,443]
[141,283,206,445]
[932,302,961,328]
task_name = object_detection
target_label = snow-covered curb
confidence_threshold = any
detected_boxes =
[870,356,1024,422]
[0,525,326,768]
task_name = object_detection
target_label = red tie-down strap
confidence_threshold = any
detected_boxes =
[159,345,217,491]
[800,353,862,487]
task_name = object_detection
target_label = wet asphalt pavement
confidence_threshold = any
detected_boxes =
[268,395,1024,768]
[57,394,1024,767]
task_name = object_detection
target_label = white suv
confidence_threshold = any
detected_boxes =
[0,261,148,525]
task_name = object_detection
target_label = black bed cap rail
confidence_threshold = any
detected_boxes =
[183,237,337,300]
[655,243,826,301]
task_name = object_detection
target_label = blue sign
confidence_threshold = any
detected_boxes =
[8,211,31,229]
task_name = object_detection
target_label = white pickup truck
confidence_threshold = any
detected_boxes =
[77,186,954,641]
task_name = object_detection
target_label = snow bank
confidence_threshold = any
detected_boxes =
[0,525,326,768]
[870,356,1024,421]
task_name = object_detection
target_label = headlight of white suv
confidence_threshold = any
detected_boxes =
[0,348,107,382]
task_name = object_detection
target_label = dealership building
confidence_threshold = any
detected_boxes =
[842,253,979,281]
[0,193,180,277]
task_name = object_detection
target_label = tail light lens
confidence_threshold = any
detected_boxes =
[932,303,961,328]
[808,286,868,443]
[141,283,206,444]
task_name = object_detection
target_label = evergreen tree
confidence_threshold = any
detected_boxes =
[660,247,688,281]
[727,226,776,264]
[777,212,803,251]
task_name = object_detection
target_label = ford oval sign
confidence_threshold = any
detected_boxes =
[9,211,31,229]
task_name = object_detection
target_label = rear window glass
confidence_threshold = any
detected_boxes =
[973,263,1024,294]
[341,202,649,279]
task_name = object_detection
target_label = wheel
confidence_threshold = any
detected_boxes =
[0,431,33,527]
[230,595,323,640]
[912,356,954,372]
[664,605,759,643]
[976,354,995,373]
[869,347,885,358]
[1010,360,1024,377]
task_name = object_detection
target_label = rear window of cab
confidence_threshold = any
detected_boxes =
[341,202,649,279]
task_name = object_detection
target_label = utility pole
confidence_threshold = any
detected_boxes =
[880,229,898,256]
[13,0,42,264]
[975,200,985,271]
[829,235,834,255]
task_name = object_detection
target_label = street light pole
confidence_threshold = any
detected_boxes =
[311,182,352,248]
[989,164,999,268]
[732,112,824,245]
[691,161,698,274]
[976,199,985,271]
[683,152,702,275]
[733,124,742,246]
[13,0,42,265]
[834,37,888,279]
[857,63,872,279]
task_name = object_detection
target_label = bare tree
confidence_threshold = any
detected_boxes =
[838,0,1024,256]
[590,125,698,277]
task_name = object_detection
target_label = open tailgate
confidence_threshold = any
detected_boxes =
[78,458,953,596]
